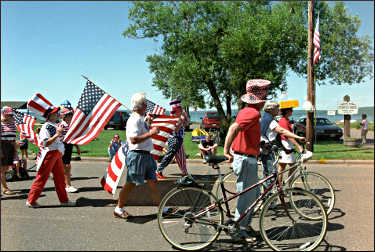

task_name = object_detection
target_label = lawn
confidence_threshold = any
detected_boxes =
[23,128,373,160]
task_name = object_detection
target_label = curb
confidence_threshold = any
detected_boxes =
[75,156,374,165]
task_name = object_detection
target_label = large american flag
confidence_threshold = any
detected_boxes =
[145,99,166,115]
[13,109,39,146]
[150,115,180,161]
[313,15,321,65]
[63,81,121,145]
[101,143,128,195]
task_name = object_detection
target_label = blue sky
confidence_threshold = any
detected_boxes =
[1,1,374,112]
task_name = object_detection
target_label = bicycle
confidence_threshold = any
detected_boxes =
[214,144,335,216]
[157,155,328,251]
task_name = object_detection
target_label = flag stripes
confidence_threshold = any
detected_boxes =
[101,144,128,195]
[13,110,39,146]
[63,81,121,145]
[150,115,180,161]
[313,16,321,65]
[27,93,53,116]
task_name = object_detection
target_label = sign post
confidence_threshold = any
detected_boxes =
[337,95,358,138]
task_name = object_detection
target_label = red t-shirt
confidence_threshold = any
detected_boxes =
[231,106,261,156]
[278,117,293,140]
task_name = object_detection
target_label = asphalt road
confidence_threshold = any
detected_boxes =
[1,159,374,251]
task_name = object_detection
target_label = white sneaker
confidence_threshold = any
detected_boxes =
[65,186,78,193]
[60,200,76,207]
[26,201,40,208]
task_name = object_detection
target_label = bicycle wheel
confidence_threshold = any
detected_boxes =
[259,188,327,251]
[158,187,224,251]
[291,171,335,216]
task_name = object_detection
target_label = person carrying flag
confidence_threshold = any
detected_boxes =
[26,94,75,208]
[156,99,189,179]
[59,107,78,193]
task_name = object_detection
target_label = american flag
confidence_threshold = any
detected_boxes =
[145,99,166,115]
[150,115,180,161]
[63,81,122,145]
[313,15,321,65]
[101,143,128,195]
[13,109,39,146]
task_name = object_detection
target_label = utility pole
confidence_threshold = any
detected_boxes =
[306,1,315,152]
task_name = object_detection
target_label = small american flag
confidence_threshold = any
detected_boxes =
[145,99,166,115]
[101,143,128,195]
[150,115,180,161]
[313,15,321,65]
[13,109,39,146]
[63,81,122,145]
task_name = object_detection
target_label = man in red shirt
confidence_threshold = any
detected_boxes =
[224,79,271,242]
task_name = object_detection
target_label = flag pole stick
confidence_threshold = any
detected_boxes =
[81,75,132,111]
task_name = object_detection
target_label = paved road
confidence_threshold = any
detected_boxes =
[1,159,374,251]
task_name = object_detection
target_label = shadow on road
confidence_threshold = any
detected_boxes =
[126,213,157,224]
[316,239,347,251]
[327,221,345,232]
[71,176,98,181]
[328,208,346,221]
[75,197,117,207]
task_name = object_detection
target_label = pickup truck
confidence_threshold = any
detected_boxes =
[200,112,221,131]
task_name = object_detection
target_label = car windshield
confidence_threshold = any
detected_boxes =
[317,118,332,126]
[206,113,220,119]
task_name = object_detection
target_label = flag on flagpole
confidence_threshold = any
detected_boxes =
[63,81,122,145]
[101,143,128,195]
[150,114,180,161]
[145,99,166,115]
[13,109,39,146]
[313,15,321,65]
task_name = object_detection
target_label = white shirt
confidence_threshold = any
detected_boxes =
[126,112,153,152]
[362,119,369,130]
[38,121,64,153]
[261,120,279,142]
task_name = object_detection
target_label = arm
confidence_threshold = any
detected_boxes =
[274,126,305,141]
[288,137,304,153]
[223,122,242,162]
[129,127,159,144]
[198,143,210,152]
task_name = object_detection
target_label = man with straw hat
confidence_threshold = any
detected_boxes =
[223,79,271,242]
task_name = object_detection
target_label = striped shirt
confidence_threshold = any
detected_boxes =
[1,121,17,141]
[172,125,185,139]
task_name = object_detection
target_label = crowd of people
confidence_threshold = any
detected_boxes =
[1,79,315,242]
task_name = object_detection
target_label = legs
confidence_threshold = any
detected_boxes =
[157,137,179,174]
[51,155,69,203]
[233,155,258,237]
[175,139,187,176]
[117,181,137,208]
[361,129,368,144]
[261,152,276,196]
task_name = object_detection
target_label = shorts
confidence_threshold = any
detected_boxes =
[62,143,73,165]
[279,150,296,164]
[1,141,15,166]
[126,151,157,185]
[20,142,28,150]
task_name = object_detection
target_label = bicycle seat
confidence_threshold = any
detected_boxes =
[204,155,227,165]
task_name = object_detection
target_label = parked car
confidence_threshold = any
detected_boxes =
[200,111,221,131]
[104,110,130,130]
[294,117,343,140]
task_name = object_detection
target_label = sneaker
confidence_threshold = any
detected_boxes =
[65,186,78,193]
[156,172,166,179]
[26,201,40,208]
[162,207,179,216]
[203,160,207,164]
[113,208,133,219]
[60,200,76,207]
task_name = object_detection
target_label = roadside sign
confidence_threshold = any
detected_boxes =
[337,101,358,115]
[327,110,336,116]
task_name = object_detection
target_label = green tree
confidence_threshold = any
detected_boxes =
[123,1,373,143]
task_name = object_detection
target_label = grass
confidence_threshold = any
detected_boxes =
[334,121,374,131]
[22,128,373,160]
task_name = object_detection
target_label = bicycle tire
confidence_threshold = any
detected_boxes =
[158,187,223,251]
[290,171,335,216]
[259,188,327,251]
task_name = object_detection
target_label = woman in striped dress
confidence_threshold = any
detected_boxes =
[1,106,17,195]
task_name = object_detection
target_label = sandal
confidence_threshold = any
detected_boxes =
[2,189,15,195]
[113,209,133,219]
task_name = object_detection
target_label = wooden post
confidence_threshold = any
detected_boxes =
[343,95,351,138]
[306,1,315,151]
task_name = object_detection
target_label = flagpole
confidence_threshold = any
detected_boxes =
[81,75,132,111]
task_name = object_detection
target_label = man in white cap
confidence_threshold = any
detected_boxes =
[223,79,271,242]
